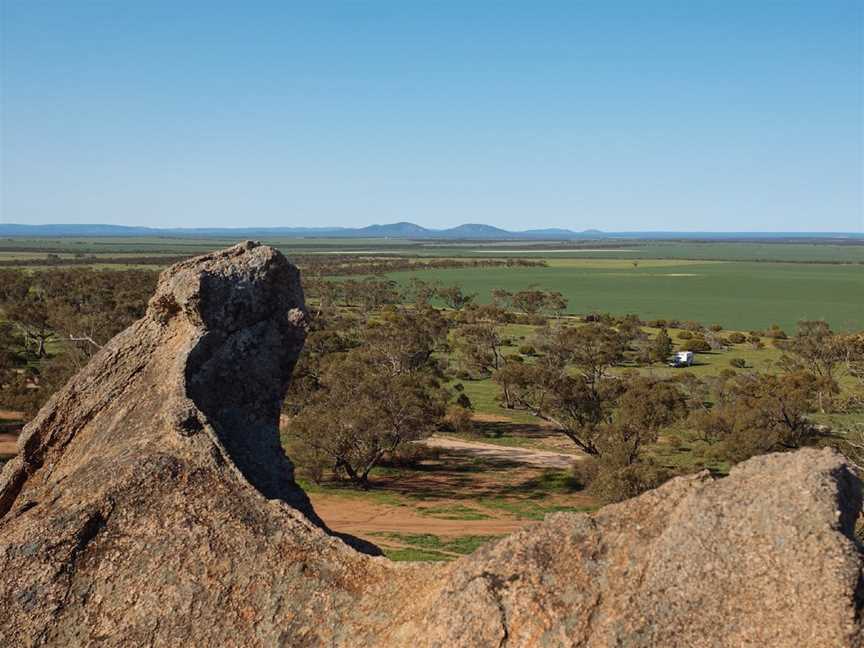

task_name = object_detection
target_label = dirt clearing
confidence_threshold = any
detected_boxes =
[423,435,580,470]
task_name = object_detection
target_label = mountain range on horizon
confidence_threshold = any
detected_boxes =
[0,222,860,241]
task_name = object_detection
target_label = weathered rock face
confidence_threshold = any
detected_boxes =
[1,242,861,647]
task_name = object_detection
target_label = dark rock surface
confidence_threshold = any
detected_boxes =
[1,242,861,647]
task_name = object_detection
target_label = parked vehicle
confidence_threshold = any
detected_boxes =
[668,351,694,367]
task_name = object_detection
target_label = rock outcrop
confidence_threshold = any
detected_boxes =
[1,242,861,647]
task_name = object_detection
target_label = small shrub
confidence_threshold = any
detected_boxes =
[677,330,693,340]
[382,444,442,468]
[444,405,474,433]
[455,393,473,410]
[766,325,788,340]
[681,338,711,353]
[575,457,672,504]
[747,334,764,350]
[728,332,746,344]
[283,437,329,484]
[705,333,725,350]
[518,344,536,356]
[665,434,684,450]
[729,358,746,369]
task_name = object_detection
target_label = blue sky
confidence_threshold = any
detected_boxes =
[1,2,861,231]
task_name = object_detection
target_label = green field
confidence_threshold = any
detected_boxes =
[2,236,863,263]
[2,236,862,331]
[387,260,864,332]
[421,241,864,263]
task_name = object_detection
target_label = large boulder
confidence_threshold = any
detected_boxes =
[1,242,861,647]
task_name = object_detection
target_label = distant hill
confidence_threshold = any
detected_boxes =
[355,222,432,237]
[0,222,860,241]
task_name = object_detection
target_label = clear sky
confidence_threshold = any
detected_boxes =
[1,1,862,232]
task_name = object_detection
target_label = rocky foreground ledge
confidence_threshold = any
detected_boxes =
[1,242,861,647]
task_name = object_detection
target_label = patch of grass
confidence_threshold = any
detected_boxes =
[447,428,539,448]
[381,547,452,562]
[375,532,502,556]
[521,469,581,493]
[458,379,536,424]
[646,429,731,476]
[477,497,594,520]
[417,504,492,520]
[295,477,408,507]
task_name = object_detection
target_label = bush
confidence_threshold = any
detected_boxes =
[455,393,473,410]
[677,330,693,340]
[766,326,788,340]
[665,434,684,450]
[705,333,725,350]
[574,457,672,504]
[728,332,746,344]
[729,358,747,368]
[381,443,442,468]
[453,382,464,392]
[709,324,723,332]
[681,338,711,353]
[518,344,536,356]
[283,436,329,484]
[747,334,764,350]
[443,405,473,433]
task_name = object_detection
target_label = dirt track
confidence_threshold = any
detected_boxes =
[422,435,581,470]
[309,493,533,540]
[0,410,23,457]
[0,434,16,457]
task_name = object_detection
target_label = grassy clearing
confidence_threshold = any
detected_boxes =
[295,449,592,521]
[476,498,594,520]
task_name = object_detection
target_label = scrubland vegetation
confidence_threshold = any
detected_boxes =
[1,238,863,559]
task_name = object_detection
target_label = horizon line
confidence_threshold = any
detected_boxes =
[1,222,862,236]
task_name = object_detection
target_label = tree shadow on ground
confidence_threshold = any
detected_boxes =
[362,449,587,504]
[470,419,550,440]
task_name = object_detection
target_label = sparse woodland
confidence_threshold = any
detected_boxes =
[1,264,863,510]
